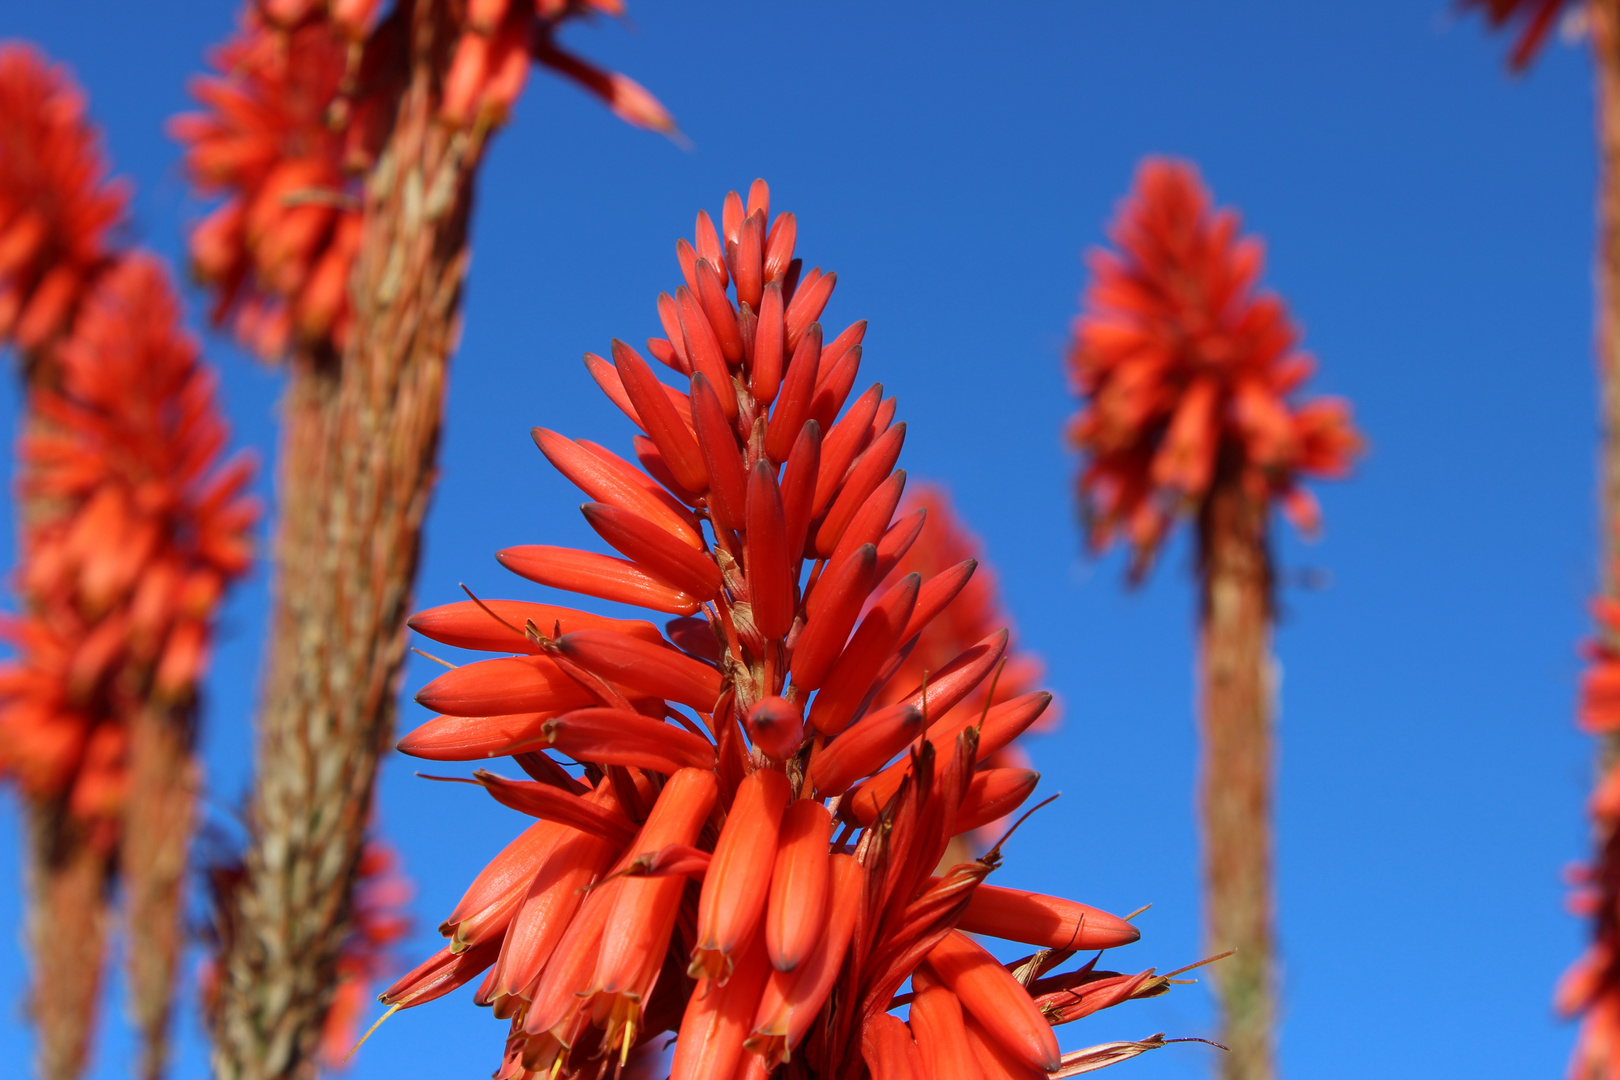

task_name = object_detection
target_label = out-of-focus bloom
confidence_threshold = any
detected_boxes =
[389,182,1186,1079]
[1463,0,1575,71]
[172,1,672,363]
[0,42,127,353]
[1066,158,1360,576]
[0,253,257,836]
[867,484,1056,846]
[1564,588,1620,1080]
[319,838,412,1071]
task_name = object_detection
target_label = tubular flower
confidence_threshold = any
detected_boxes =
[173,0,672,362]
[1066,158,1360,576]
[319,838,413,1071]
[0,42,127,353]
[391,182,1182,1079]
[0,253,257,829]
[866,484,1055,848]
[1462,0,1574,71]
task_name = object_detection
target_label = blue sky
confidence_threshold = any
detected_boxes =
[0,2,1599,1077]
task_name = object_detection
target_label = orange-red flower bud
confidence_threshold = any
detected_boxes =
[408,599,662,655]
[863,1011,926,1080]
[497,544,701,615]
[807,573,919,736]
[807,703,924,798]
[926,930,1059,1072]
[692,767,791,981]
[956,882,1141,952]
[908,983,982,1080]
[744,696,803,760]
[555,629,721,712]
[581,502,722,600]
[415,655,595,718]
[528,707,717,774]
[765,799,833,972]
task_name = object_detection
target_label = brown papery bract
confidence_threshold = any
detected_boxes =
[395,182,1174,1079]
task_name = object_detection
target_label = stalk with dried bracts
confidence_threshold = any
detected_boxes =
[0,45,257,1080]
[171,3,673,1077]
[1066,159,1360,1080]
[376,180,1210,1080]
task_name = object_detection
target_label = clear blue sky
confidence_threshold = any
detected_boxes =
[0,2,1597,1077]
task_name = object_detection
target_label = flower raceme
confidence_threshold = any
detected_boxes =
[0,254,257,833]
[0,42,127,353]
[1067,158,1360,573]
[389,182,1171,1079]
[172,0,673,362]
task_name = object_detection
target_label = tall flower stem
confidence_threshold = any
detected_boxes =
[24,803,112,1080]
[122,700,197,1080]
[210,4,476,1077]
[1198,469,1276,1080]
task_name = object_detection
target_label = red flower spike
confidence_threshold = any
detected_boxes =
[610,339,708,493]
[764,322,822,464]
[692,768,791,981]
[581,503,723,601]
[399,184,1169,1079]
[0,44,127,351]
[807,573,920,736]
[1067,159,1360,572]
[765,798,834,972]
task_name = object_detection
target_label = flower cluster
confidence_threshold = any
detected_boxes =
[172,0,672,362]
[0,43,127,353]
[1561,589,1620,1079]
[389,182,1170,1079]
[1463,0,1573,70]
[1066,158,1359,575]
[0,253,257,839]
[867,485,1057,849]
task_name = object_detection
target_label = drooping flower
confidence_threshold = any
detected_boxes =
[1462,0,1575,71]
[0,42,127,353]
[1066,158,1360,577]
[387,182,1192,1079]
[0,251,257,831]
[172,1,672,362]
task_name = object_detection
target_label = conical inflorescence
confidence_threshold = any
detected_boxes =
[388,181,1179,1080]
